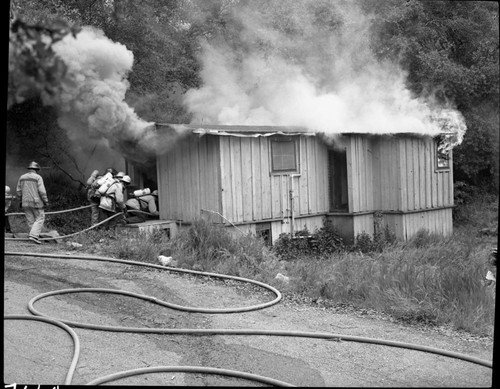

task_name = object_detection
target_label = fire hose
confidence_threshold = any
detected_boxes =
[5,204,94,216]
[3,251,493,386]
[4,211,124,242]
[5,205,157,242]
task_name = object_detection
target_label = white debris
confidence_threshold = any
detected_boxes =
[158,255,173,266]
[486,270,496,282]
[66,241,83,248]
[275,273,290,283]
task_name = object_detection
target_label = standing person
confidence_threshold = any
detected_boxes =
[125,189,159,223]
[16,161,49,244]
[85,170,101,226]
[98,175,131,228]
[5,186,15,233]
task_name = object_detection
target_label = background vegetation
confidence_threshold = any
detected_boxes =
[5,1,498,338]
[6,0,500,194]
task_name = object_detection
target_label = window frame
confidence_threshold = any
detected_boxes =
[269,136,300,175]
[435,136,451,171]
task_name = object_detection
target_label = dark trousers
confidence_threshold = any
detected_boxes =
[5,215,11,233]
[99,209,126,228]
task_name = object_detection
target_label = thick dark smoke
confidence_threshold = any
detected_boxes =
[47,26,160,166]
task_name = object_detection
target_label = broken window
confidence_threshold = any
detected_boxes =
[436,136,451,170]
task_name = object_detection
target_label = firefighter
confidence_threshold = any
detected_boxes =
[5,185,15,233]
[125,189,159,223]
[115,171,126,180]
[85,170,101,226]
[98,174,131,228]
[16,161,49,244]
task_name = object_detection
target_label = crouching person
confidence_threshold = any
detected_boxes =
[98,175,131,228]
[125,189,159,223]
[86,170,101,226]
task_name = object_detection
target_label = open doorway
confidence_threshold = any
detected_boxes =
[328,148,348,212]
[125,160,158,194]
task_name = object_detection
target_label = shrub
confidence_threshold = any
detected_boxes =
[310,219,345,256]
[273,219,345,260]
[353,225,397,253]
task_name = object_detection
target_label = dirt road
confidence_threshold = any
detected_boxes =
[3,240,495,386]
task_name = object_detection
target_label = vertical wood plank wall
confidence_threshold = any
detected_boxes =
[346,135,374,213]
[219,135,329,224]
[366,135,454,212]
[156,131,453,241]
[157,135,221,221]
[397,136,453,211]
[368,135,454,239]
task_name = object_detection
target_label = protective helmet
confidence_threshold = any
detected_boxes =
[106,168,118,176]
[27,161,41,170]
[152,190,158,196]
[115,171,125,179]
[5,186,11,195]
[120,175,131,184]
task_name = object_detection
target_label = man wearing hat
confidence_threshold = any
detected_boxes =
[16,161,49,244]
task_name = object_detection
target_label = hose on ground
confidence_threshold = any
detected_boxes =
[3,251,493,386]
[5,251,282,313]
[5,251,493,368]
[4,314,80,385]
[6,204,92,216]
[4,212,124,242]
[85,366,296,386]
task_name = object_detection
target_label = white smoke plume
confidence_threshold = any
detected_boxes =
[183,1,466,147]
[48,26,157,164]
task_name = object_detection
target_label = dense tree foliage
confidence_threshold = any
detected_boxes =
[365,0,499,189]
[7,0,499,192]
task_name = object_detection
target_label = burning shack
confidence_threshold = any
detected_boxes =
[126,123,454,244]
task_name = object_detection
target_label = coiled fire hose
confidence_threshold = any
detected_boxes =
[3,251,493,386]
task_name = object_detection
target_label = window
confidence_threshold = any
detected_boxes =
[256,222,271,245]
[436,136,450,170]
[270,138,298,173]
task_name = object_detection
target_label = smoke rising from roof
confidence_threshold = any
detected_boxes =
[183,0,466,147]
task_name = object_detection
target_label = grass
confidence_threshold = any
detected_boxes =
[82,206,496,337]
[9,183,497,337]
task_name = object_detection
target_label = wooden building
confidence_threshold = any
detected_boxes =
[127,124,454,244]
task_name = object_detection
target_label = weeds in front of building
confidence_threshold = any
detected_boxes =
[8,175,496,337]
[86,205,495,338]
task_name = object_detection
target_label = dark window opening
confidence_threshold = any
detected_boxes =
[436,136,450,170]
[271,138,298,173]
[328,148,348,212]
[256,223,271,245]
[126,160,158,194]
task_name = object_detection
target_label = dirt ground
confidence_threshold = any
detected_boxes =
[3,238,496,386]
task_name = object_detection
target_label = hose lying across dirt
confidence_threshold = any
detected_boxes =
[3,250,493,386]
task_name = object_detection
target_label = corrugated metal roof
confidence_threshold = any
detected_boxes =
[155,123,314,137]
[154,123,447,138]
